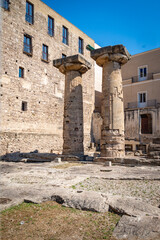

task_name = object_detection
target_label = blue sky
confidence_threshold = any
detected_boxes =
[42,0,160,55]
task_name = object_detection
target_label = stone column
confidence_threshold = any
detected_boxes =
[91,45,131,158]
[53,54,91,155]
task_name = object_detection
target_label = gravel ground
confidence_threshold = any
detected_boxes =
[74,178,160,207]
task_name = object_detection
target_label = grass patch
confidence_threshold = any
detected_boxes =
[0,201,120,240]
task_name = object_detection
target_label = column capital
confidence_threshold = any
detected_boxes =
[91,44,131,67]
[53,54,91,74]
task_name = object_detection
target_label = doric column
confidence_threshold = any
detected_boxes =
[91,45,131,158]
[53,54,91,155]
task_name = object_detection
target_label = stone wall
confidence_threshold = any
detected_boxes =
[0,0,95,155]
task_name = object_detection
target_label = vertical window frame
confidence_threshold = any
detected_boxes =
[78,37,84,54]
[1,0,9,10]
[138,65,148,81]
[19,67,24,78]
[62,26,68,45]
[48,16,54,37]
[42,44,48,62]
[22,101,27,111]
[23,34,32,55]
[25,1,34,24]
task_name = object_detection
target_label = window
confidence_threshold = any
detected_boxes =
[62,54,66,58]
[19,67,24,78]
[23,35,32,55]
[138,92,147,108]
[48,16,54,36]
[139,93,146,103]
[25,1,34,24]
[138,66,147,81]
[42,44,48,61]
[62,26,68,45]
[22,101,27,111]
[78,37,83,54]
[1,0,9,10]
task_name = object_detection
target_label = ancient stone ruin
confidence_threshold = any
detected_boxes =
[53,45,131,160]
[91,45,131,159]
[53,55,91,156]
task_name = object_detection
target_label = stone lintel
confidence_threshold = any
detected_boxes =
[91,44,131,66]
[53,54,91,74]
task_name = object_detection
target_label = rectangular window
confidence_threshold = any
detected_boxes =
[138,92,147,108]
[25,1,34,24]
[78,37,83,54]
[62,26,68,45]
[42,44,48,61]
[138,66,147,81]
[1,0,9,10]
[48,16,54,36]
[22,101,27,111]
[23,35,32,55]
[139,93,146,103]
[138,92,147,103]
[62,54,66,58]
[19,67,24,78]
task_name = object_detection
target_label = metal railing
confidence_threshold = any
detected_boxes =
[127,99,157,109]
[132,73,153,83]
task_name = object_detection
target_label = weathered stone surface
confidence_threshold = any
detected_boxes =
[148,143,160,159]
[113,215,160,240]
[51,189,109,212]
[107,196,160,217]
[91,45,131,159]
[1,162,160,212]
[91,45,131,66]
[53,54,91,74]
[53,54,91,156]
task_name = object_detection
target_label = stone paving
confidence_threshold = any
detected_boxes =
[1,161,160,239]
[1,161,160,210]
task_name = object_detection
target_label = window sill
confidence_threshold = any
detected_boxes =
[2,7,10,11]
[25,20,34,25]
[41,58,49,63]
[62,42,69,47]
[23,51,32,57]
[48,33,54,37]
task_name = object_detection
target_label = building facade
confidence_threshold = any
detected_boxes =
[0,0,95,156]
[122,48,160,152]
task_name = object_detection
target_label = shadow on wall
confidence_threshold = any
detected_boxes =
[63,83,84,156]
[95,90,103,113]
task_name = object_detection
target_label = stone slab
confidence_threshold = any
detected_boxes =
[106,196,160,217]
[113,215,160,240]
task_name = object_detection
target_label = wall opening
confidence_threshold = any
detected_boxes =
[141,114,152,134]
[22,101,27,111]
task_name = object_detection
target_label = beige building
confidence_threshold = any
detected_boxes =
[0,0,96,156]
[122,48,160,152]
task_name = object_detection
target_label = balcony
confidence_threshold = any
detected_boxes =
[127,99,157,109]
[123,72,160,84]
[132,73,153,83]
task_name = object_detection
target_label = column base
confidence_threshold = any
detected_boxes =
[101,130,125,158]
